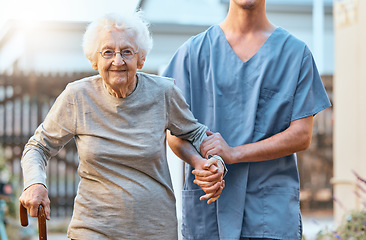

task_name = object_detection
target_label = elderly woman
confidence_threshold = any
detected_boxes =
[19,11,224,239]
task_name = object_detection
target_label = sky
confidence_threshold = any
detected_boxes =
[1,0,139,22]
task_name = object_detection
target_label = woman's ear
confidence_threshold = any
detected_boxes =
[137,55,146,69]
[91,60,98,70]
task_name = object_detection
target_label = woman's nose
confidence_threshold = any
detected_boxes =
[113,53,125,65]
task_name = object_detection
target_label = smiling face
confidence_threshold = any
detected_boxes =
[92,27,145,97]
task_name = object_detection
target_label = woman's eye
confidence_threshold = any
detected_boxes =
[104,50,113,54]
[123,50,133,55]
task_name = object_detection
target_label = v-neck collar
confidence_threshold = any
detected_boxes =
[215,25,281,64]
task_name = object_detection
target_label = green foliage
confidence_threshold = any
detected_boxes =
[316,170,366,240]
[0,145,21,218]
[316,209,366,240]
[0,146,6,174]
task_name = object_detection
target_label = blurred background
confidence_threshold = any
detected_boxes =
[0,0,365,239]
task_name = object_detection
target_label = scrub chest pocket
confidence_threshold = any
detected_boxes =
[254,87,293,135]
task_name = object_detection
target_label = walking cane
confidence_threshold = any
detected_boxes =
[20,204,47,240]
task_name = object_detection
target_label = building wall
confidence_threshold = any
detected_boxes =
[333,0,366,225]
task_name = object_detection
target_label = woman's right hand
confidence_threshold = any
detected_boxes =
[19,183,51,220]
[192,157,225,204]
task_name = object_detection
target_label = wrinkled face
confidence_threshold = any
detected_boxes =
[92,28,145,91]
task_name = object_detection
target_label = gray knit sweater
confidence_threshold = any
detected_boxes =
[21,72,208,240]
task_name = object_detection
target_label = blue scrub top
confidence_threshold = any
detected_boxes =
[163,25,331,240]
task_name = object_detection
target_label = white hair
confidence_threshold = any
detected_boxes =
[82,10,153,63]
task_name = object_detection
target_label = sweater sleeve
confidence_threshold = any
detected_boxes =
[166,83,208,153]
[21,84,76,189]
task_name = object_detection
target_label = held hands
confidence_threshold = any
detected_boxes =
[192,130,234,204]
[192,156,226,204]
[19,184,51,220]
